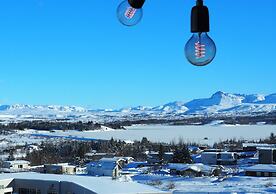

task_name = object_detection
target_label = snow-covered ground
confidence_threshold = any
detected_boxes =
[24,124,276,145]
[1,125,275,148]
[132,174,276,193]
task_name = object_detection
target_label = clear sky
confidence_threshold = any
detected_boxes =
[0,0,275,108]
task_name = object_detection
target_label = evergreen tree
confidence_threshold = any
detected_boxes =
[158,144,165,164]
[171,145,192,164]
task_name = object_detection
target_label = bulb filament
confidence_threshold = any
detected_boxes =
[195,41,206,59]
[125,7,137,19]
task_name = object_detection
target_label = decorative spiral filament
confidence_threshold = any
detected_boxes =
[195,41,206,59]
[124,7,137,19]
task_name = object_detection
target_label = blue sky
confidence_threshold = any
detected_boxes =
[0,0,275,108]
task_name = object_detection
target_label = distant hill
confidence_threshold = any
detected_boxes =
[0,91,276,122]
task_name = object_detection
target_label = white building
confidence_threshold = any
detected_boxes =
[243,143,276,151]
[201,152,237,165]
[258,148,276,164]
[167,163,215,177]
[244,164,276,177]
[44,163,76,175]
[87,157,135,178]
[1,160,30,173]
[0,172,167,194]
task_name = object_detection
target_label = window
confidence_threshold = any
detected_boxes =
[18,188,41,194]
[30,189,37,194]
[19,188,29,194]
[273,150,276,163]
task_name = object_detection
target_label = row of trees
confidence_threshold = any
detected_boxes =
[0,120,125,131]
[213,132,276,150]
[107,111,276,126]
[12,131,276,166]
[24,137,193,166]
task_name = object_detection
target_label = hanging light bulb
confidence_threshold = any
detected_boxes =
[185,0,216,66]
[117,0,145,26]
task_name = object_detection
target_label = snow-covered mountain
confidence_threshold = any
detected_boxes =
[106,91,276,116]
[0,104,86,113]
[183,91,276,114]
[0,91,276,122]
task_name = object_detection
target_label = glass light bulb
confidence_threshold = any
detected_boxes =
[117,0,143,26]
[185,32,216,66]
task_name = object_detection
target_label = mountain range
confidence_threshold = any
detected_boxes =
[0,91,276,122]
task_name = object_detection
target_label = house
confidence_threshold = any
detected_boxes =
[203,149,223,153]
[122,162,150,175]
[244,164,276,177]
[100,157,134,168]
[76,166,87,174]
[217,152,238,165]
[87,160,120,178]
[188,146,202,154]
[1,160,30,173]
[44,163,76,175]
[113,157,134,166]
[242,143,276,152]
[124,161,148,169]
[236,151,256,159]
[85,152,116,161]
[258,148,276,164]
[167,163,215,177]
[201,152,217,165]
[87,157,131,178]
[147,151,174,164]
[201,152,237,165]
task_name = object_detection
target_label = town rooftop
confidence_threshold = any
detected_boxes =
[0,172,166,194]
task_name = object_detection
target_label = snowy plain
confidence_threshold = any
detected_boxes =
[132,174,276,193]
[20,124,276,145]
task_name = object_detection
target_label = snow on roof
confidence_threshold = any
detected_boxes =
[0,172,165,194]
[114,157,134,161]
[202,152,235,156]
[244,164,276,173]
[258,147,276,150]
[88,160,118,171]
[124,140,134,144]
[99,157,124,162]
[243,143,276,148]
[167,163,213,173]
[85,153,110,156]
[125,162,148,169]
[5,160,30,165]
[201,152,218,155]
[148,152,173,155]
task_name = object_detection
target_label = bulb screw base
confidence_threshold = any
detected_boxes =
[191,0,210,33]
[128,0,145,9]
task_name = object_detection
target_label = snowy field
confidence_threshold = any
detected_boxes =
[1,125,276,147]
[25,124,276,145]
[132,174,276,193]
